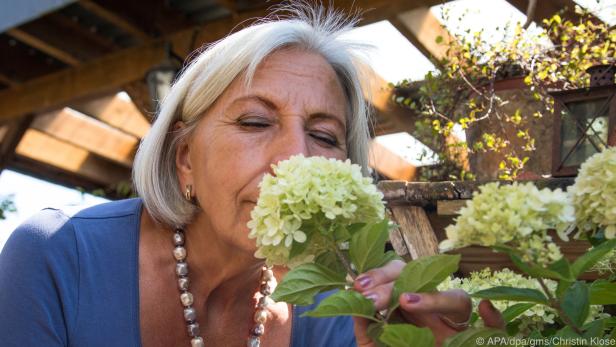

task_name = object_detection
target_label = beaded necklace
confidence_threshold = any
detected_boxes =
[172,228,276,347]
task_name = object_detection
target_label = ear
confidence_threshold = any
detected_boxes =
[174,121,193,187]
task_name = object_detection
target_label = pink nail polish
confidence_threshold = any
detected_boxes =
[365,292,379,303]
[404,293,421,303]
[357,276,371,288]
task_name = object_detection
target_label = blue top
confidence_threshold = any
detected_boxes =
[0,198,356,347]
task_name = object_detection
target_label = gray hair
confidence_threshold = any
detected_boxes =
[132,4,374,227]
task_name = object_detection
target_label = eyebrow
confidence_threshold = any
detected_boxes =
[231,94,347,133]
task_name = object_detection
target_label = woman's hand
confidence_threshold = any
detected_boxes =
[352,260,505,347]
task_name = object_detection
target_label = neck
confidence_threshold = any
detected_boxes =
[142,207,286,312]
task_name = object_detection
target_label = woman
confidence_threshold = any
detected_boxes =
[0,4,503,347]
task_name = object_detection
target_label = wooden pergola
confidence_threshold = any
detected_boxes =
[0,0,588,195]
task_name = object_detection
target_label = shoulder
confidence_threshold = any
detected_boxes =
[3,198,142,263]
[291,290,356,347]
[72,197,142,220]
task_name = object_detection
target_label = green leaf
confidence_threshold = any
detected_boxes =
[547,258,574,281]
[582,319,605,340]
[435,35,444,44]
[314,251,347,275]
[302,290,377,321]
[333,225,351,242]
[589,280,616,305]
[380,324,435,347]
[571,239,616,278]
[471,286,549,304]
[501,303,536,323]
[443,327,507,347]
[347,222,367,236]
[271,263,346,305]
[555,325,583,340]
[350,220,390,273]
[390,254,460,310]
[288,234,310,259]
[509,253,568,280]
[366,322,387,347]
[556,279,574,299]
[562,281,590,328]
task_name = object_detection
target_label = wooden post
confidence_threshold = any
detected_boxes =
[389,205,439,259]
[0,114,34,174]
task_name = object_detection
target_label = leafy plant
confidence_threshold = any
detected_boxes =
[393,6,615,180]
[254,149,615,346]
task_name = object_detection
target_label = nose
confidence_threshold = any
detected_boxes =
[267,122,310,174]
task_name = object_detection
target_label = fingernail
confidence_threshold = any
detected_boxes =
[404,293,421,303]
[365,292,379,303]
[356,275,372,288]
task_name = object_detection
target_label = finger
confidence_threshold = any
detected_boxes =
[398,289,472,324]
[352,317,375,347]
[361,282,393,311]
[353,260,405,292]
[478,299,505,329]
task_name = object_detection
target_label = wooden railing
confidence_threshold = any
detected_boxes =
[378,178,575,262]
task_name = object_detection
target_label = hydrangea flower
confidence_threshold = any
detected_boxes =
[247,155,385,266]
[437,268,606,334]
[439,182,574,265]
[568,147,616,239]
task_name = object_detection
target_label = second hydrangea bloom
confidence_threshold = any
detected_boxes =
[439,182,575,265]
[247,155,385,266]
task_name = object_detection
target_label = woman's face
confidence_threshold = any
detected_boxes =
[176,48,349,252]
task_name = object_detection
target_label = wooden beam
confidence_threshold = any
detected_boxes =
[0,39,168,123]
[0,73,18,87]
[368,140,417,181]
[387,16,434,62]
[72,93,151,138]
[506,0,590,23]
[366,72,420,136]
[437,199,468,216]
[0,0,447,123]
[31,108,139,166]
[396,7,455,61]
[0,114,34,172]
[6,28,81,66]
[9,154,122,194]
[215,0,239,19]
[78,0,150,42]
[14,129,131,186]
[121,81,155,120]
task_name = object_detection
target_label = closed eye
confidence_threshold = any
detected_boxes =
[309,132,338,147]
[237,116,271,129]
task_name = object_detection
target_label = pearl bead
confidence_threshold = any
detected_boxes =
[191,337,205,347]
[180,292,194,307]
[254,309,267,324]
[257,296,273,308]
[259,283,272,296]
[173,232,184,246]
[176,262,189,276]
[262,269,274,281]
[247,336,260,347]
[252,323,265,336]
[173,246,187,261]
[178,277,190,291]
[187,323,200,337]
[184,307,196,322]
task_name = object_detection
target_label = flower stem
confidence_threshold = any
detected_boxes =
[536,278,583,335]
[333,245,358,280]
